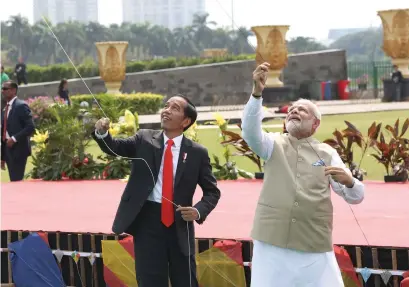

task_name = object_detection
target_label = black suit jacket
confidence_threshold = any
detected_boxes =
[1,98,35,162]
[92,129,221,255]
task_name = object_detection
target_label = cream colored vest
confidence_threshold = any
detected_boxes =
[251,133,335,253]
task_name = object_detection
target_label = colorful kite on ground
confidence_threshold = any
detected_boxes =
[102,236,137,287]
[8,232,65,287]
[196,240,247,287]
[101,237,247,287]
[334,245,362,287]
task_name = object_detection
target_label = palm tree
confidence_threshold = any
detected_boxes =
[54,21,85,63]
[6,15,32,59]
[192,13,217,50]
[230,27,253,54]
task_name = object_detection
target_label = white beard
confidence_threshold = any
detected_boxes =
[286,118,314,137]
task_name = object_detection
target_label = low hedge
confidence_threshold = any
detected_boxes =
[71,93,164,119]
[4,54,255,84]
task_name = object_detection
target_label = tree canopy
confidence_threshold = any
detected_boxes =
[1,13,389,67]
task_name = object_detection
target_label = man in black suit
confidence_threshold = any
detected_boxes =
[92,95,220,287]
[391,65,404,101]
[1,81,35,181]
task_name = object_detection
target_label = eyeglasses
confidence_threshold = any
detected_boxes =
[1,87,10,90]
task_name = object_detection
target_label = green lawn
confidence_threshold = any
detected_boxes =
[1,110,408,183]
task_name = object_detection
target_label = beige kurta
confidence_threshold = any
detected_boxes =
[241,96,365,286]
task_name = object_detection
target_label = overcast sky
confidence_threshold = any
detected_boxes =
[1,0,408,40]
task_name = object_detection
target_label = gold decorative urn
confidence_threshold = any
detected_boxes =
[95,41,129,93]
[251,25,290,87]
[377,9,409,78]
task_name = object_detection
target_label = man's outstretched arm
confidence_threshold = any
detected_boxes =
[241,62,276,161]
[241,96,275,161]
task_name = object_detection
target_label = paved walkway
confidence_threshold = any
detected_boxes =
[139,99,409,126]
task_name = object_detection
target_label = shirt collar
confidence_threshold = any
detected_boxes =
[7,96,17,106]
[163,133,184,148]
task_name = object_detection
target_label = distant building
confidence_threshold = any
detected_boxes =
[327,28,368,41]
[33,0,98,24]
[123,0,206,30]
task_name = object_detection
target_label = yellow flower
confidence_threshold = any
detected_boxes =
[32,130,49,144]
[123,110,137,135]
[190,122,198,130]
[124,110,135,126]
[213,113,226,126]
[109,124,121,137]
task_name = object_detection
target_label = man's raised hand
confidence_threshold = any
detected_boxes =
[95,118,110,135]
[252,62,269,95]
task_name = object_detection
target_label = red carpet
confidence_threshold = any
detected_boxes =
[1,179,408,248]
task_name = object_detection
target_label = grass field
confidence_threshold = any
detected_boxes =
[1,110,408,183]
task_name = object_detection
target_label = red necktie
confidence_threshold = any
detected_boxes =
[161,139,174,227]
[2,104,9,140]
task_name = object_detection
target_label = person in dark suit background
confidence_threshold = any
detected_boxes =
[14,57,28,86]
[57,79,71,105]
[92,95,221,287]
[1,81,35,181]
[391,65,404,101]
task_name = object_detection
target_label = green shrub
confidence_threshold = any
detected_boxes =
[4,54,255,83]
[71,93,164,119]
[28,104,100,181]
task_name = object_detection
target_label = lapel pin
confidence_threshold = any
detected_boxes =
[183,152,187,163]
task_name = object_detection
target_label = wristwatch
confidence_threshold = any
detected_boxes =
[252,93,262,98]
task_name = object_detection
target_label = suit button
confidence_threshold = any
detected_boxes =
[298,158,302,162]
[296,173,300,178]
[292,218,296,223]
[294,202,299,207]
[297,146,301,150]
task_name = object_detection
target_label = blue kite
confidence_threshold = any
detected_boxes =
[8,233,65,287]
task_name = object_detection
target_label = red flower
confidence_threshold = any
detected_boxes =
[83,157,89,164]
[103,166,109,178]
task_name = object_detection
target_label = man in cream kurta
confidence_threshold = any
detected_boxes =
[242,62,365,287]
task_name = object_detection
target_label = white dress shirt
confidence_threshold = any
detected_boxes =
[147,133,183,203]
[3,96,18,142]
[241,96,364,204]
[95,130,201,218]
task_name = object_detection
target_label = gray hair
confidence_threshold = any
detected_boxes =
[292,98,322,120]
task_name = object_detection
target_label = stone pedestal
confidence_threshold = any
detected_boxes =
[261,86,295,106]
[383,79,409,102]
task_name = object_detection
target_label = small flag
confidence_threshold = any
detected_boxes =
[380,270,392,285]
[360,267,371,283]
[54,249,64,263]
[71,251,80,264]
[88,252,96,265]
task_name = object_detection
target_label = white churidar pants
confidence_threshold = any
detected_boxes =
[251,240,344,287]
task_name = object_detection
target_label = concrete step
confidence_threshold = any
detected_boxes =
[138,101,409,129]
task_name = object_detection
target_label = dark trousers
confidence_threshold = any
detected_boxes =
[4,145,27,181]
[16,75,27,85]
[128,201,198,287]
[394,84,402,101]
